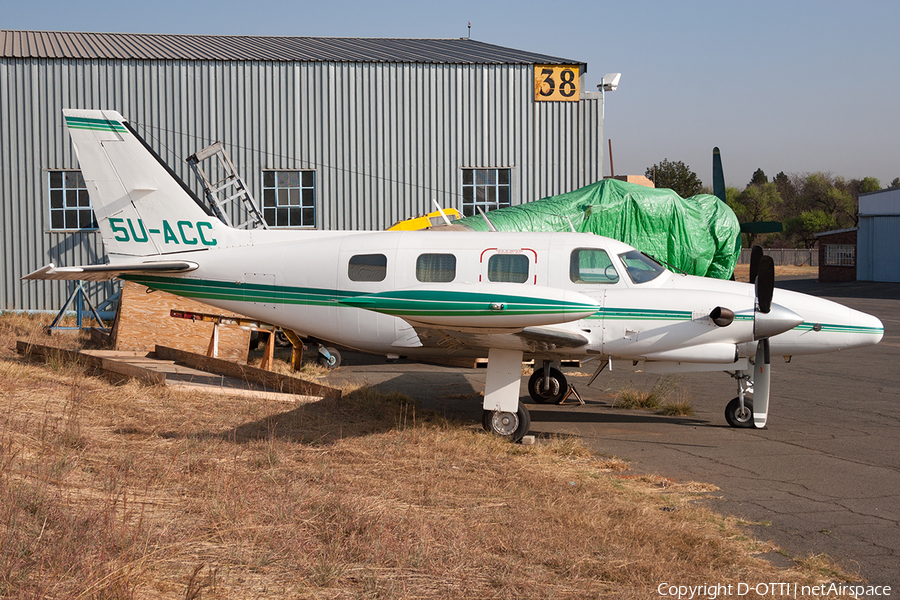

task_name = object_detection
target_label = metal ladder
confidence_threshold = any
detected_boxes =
[186,142,268,230]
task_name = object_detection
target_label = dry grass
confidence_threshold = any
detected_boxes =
[614,375,680,411]
[732,263,818,283]
[0,313,857,598]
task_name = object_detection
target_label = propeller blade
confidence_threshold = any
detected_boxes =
[712,147,726,203]
[756,255,775,314]
[753,338,771,428]
[749,245,763,285]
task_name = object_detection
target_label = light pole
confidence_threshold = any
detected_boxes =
[597,73,621,177]
[597,72,621,120]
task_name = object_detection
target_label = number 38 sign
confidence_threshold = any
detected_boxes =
[534,65,580,102]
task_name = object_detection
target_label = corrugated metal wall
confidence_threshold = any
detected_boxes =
[1,58,602,311]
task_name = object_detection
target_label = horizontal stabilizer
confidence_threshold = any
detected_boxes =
[23,261,199,282]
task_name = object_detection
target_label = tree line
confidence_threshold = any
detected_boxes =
[645,159,898,248]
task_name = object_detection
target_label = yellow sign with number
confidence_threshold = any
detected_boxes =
[534,65,580,102]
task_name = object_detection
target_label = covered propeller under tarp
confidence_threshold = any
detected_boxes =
[456,179,742,279]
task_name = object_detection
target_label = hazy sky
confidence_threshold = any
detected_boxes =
[7,0,899,189]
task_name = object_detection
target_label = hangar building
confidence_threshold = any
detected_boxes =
[1,30,606,312]
[857,187,900,282]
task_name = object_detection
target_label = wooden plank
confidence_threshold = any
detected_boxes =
[17,341,165,385]
[153,345,341,399]
[113,281,251,362]
[98,357,167,385]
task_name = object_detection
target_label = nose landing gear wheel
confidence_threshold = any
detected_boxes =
[527,368,567,404]
[482,401,531,442]
[725,397,755,428]
[317,347,342,369]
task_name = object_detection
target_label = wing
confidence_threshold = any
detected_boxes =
[22,261,199,282]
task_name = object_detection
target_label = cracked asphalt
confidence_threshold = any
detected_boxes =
[326,275,900,588]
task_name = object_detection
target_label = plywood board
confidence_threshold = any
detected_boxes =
[114,281,251,362]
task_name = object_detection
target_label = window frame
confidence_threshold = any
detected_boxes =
[460,167,512,217]
[487,253,530,284]
[261,169,316,229]
[45,169,98,232]
[416,253,457,283]
[824,244,856,267]
[348,253,388,282]
[569,248,619,284]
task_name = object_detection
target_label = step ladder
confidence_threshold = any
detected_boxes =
[186,142,268,230]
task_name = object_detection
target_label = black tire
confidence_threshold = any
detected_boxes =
[274,330,292,347]
[317,347,342,369]
[528,368,567,404]
[725,397,754,428]
[482,401,531,442]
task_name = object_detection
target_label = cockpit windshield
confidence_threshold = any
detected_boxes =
[617,250,666,284]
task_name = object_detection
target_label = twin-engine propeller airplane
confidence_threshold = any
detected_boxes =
[25,110,884,441]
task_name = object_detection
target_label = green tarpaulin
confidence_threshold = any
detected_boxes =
[456,179,741,279]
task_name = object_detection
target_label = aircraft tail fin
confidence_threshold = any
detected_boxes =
[63,109,241,260]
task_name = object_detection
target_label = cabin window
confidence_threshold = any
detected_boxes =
[416,253,457,283]
[348,254,387,282]
[618,250,665,284]
[47,170,97,231]
[461,168,511,217]
[262,170,316,228]
[487,254,529,283]
[570,248,619,284]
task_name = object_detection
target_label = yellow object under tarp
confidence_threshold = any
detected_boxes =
[387,208,460,231]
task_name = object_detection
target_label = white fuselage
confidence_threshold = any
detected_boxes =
[119,229,883,364]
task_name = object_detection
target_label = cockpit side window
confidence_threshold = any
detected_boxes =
[617,250,665,284]
[569,248,619,284]
[348,253,387,282]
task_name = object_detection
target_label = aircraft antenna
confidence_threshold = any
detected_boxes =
[432,199,454,226]
[477,207,499,232]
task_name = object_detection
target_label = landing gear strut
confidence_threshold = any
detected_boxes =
[725,369,755,428]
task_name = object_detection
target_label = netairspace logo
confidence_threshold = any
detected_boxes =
[657,582,892,599]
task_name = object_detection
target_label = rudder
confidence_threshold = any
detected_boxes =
[63,109,236,260]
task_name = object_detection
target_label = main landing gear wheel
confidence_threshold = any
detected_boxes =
[482,401,531,442]
[527,368,567,404]
[317,347,342,369]
[725,397,755,428]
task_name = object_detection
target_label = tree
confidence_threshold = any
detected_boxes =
[748,168,768,187]
[784,210,837,249]
[731,182,782,247]
[645,159,703,198]
[890,177,900,189]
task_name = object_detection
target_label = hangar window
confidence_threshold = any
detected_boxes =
[47,170,97,231]
[416,253,457,283]
[348,254,387,282]
[824,244,856,267]
[461,168,511,217]
[262,170,315,228]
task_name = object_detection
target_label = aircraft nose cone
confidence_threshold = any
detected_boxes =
[754,303,804,339]
[851,309,884,345]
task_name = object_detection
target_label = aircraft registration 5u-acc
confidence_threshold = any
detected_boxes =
[24,109,884,442]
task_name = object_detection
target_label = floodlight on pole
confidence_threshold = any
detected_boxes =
[597,72,621,120]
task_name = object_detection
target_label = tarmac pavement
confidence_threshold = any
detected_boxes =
[325,275,900,590]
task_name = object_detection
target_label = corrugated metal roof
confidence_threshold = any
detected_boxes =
[0,30,585,68]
